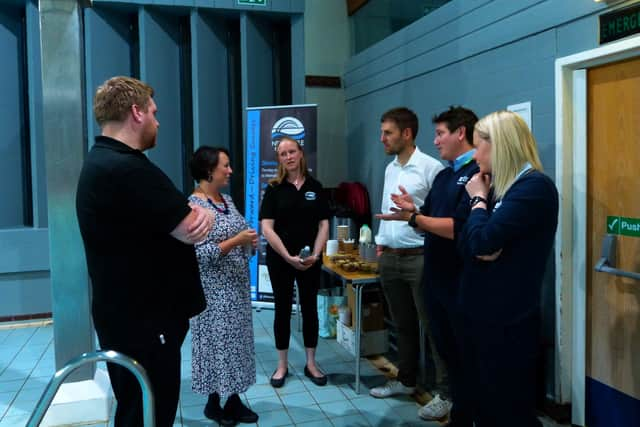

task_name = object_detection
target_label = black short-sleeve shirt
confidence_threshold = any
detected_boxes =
[76,136,205,343]
[259,175,330,257]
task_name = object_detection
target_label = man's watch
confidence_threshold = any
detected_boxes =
[469,196,488,207]
[408,212,419,228]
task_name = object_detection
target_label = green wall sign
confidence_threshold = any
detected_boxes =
[237,0,267,5]
[599,4,640,44]
[607,216,640,237]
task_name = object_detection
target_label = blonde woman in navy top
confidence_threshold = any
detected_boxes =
[458,110,558,427]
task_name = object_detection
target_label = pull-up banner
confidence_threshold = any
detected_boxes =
[245,104,318,302]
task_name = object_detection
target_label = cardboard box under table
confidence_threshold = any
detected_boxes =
[337,320,388,356]
[346,283,384,332]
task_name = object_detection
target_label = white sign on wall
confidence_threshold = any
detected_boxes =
[507,101,532,131]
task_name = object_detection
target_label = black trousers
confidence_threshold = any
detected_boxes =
[456,313,542,427]
[96,319,189,427]
[425,288,461,409]
[266,255,320,350]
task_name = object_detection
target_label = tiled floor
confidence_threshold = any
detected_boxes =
[0,309,569,426]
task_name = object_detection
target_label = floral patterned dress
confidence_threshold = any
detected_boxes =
[189,194,256,398]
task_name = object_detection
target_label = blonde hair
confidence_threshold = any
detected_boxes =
[269,136,308,186]
[94,76,154,126]
[475,110,543,200]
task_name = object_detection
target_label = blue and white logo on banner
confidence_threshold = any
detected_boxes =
[271,116,305,150]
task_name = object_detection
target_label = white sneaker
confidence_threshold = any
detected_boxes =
[418,394,453,420]
[369,380,415,398]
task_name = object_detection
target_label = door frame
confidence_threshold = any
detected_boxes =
[555,34,640,426]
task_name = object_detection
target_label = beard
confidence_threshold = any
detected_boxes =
[141,127,157,151]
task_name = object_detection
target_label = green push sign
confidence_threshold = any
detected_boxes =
[237,0,267,5]
[607,216,640,237]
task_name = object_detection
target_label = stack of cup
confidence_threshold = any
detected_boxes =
[336,225,349,253]
[336,225,349,241]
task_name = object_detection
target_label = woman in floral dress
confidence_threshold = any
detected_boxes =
[188,146,258,426]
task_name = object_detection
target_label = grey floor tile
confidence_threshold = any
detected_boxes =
[0,414,29,427]
[245,384,278,400]
[297,419,330,427]
[254,408,292,426]
[308,385,346,404]
[247,394,284,413]
[274,377,306,396]
[318,399,359,418]
[179,390,207,407]
[0,371,29,383]
[338,384,370,399]
[383,394,418,409]
[285,403,326,424]
[179,403,207,421]
[279,390,315,408]
[0,381,23,394]
[331,414,371,427]
[2,402,33,419]
[364,414,406,427]
[393,402,421,422]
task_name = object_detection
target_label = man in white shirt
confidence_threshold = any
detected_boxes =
[371,107,448,416]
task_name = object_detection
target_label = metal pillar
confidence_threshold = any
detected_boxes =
[39,0,94,380]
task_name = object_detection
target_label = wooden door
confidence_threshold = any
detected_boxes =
[586,57,640,426]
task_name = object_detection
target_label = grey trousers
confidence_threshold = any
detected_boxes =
[378,251,449,396]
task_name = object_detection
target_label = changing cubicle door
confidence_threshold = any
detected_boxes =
[587,57,640,426]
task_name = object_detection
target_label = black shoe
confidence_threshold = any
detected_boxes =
[226,393,259,424]
[304,365,328,386]
[270,368,288,388]
[204,393,236,426]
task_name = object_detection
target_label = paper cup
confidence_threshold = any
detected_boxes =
[326,240,338,256]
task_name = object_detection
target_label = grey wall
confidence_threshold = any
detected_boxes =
[0,0,305,319]
[0,0,49,319]
[343,0,612,400]
[304,0,350,188]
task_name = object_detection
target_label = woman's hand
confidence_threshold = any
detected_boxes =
[300,254,319,266]
[287,254,312,271]
[236,228,258,246]
[465,172,491,198]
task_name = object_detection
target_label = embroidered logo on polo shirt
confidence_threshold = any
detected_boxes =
[493,201,502,212]
[457,176,470,185]
[305,191,316,201]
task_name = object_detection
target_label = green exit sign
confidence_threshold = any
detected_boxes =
[607,216,640,238]
[599,4,640,44]
[237,0,267,5]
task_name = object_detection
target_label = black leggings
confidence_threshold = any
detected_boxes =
[266,254,320,350]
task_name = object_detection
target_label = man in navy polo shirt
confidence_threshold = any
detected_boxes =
[378,106,478,425]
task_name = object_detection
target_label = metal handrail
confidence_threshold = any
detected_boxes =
[27,350,155,427]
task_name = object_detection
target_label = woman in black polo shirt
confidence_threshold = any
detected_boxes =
[259,136,330,388]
